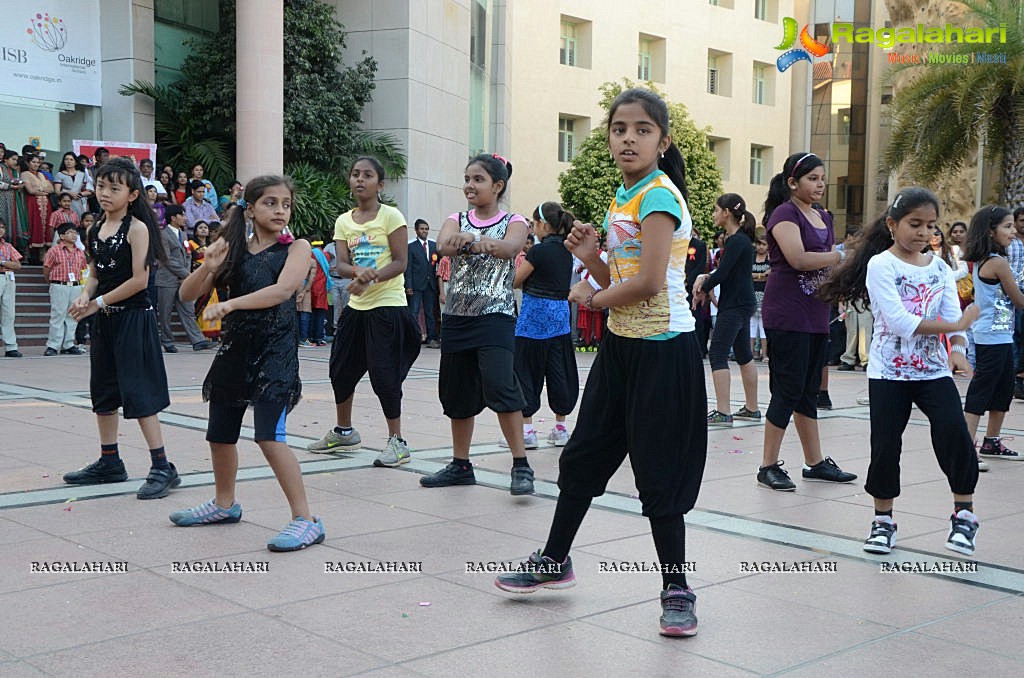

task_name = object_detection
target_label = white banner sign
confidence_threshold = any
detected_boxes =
[0,2,102,106]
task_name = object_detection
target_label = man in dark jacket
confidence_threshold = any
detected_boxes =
[157,205,215,353]
[404,218,439,348]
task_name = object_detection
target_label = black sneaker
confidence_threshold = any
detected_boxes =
[163,344,179,353]
[945,510,979,556]
[757,461,796,491]
[4,350,22,358]
[44,347,58,356]
[659,584,698,637]
[420,462,476,488]
[816,391,833,410]
[978,437,1023,461]
[863,519,897,553]
[192,340,216,351]
[837,362,856,371]
[494,550,575,593]
[137,463,181,500]
[63,459,128,485]
[802,457,857,483]
[60,346,87,355]
[510,466,535,495]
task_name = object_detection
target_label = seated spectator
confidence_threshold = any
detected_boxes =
[146,185,166,227]
[140,158,168,203]
[173,171,189,205]
[218,180,244,215]
[48,192,80,248]
[182,180,218,238]
[189,221,210,271]
[189,163,218,209]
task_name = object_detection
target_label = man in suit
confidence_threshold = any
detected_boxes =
[404,218,440,348]
[157,205,215,353]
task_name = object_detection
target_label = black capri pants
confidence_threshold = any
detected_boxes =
[557,331,708,518]
[90,307,170,419]
[329,305,421,420]
[765,328,826,429]
[439,346,527,419]
[514,334,579,418]
[207,400,290,444]
[866,377,978,500]
[964,343,1014,415]
[709,306,755,371]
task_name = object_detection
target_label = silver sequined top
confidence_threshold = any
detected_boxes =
[445,211,520,317]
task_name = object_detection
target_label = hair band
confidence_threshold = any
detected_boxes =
[536,202,547,224]
[892,194,903,210]
[492,153,509,166]
[790,153,816,177]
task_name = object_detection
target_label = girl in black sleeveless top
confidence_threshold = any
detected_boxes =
[172,175,325,553]
[64,158,179,500]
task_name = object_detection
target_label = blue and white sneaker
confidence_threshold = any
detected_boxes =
[267,516,325,552]
[169,499,242,526]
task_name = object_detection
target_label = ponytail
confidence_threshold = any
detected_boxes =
[535,201,575,236]
[716,193,755,240]
[659,143,688,201]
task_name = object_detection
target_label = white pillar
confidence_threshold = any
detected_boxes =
[236,0,283,181]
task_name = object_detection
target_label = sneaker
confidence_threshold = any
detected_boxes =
[494,550,575,593]
[510,466,535,495]
[63,458,129,485]
[267,516,325,552]
[426,339,441,349]
[978,437,1023,461]
[978,456,989,472]
[659,584,698,637]
[837,362,856,371]
[732,406,762,421]
[373,435,411,467]
[137,463,181,500]
[757,461,796,491]
[163,344,179,353]
[4,350,22,358]
[498,430,539,449]
[298,339,314,347]
[307,427,361,452]
[707,410,734,427]
[802,457,857,483]
[192,340,217,351]
[420,462,476,488]
[863,518,897,554]
[60,346,87,355]
[170,499,243,526]
[315,340,328,347]
[816,391,833,410]
[43,347,58,356]
[945,510,979,556]
[547,426,570,446]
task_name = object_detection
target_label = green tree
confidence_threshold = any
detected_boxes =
[558,80,723,240]
[883,0,1024,206]
[121,0,406,190]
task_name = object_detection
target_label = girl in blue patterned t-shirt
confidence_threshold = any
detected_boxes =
[512,201,579,448]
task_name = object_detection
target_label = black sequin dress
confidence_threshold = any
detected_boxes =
[202,241,301,410]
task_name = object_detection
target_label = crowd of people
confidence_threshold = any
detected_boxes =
[4,85,1023,640]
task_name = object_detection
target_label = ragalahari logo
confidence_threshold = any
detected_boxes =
[774,17,829,72]
[26,12,67,52]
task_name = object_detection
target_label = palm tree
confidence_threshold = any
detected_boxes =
[883,0,1024,206]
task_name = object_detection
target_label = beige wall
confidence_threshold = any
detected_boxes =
[330,0,473,230]
[100,0,156,142]
[507,0,797,218]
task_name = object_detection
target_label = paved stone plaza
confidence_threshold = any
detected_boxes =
[1,347,1022,677]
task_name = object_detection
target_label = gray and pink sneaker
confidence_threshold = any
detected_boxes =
[494,550,575,593]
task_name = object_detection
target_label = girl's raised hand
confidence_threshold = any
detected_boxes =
[567,280,594,305]
[565,221,598,257]
[203,300,233,321]
[203,239,228,272]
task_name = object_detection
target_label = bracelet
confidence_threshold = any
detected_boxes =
[836,249,847,263]
[584,288,599,311]
[95,295,106,309]
[950,344,967,355]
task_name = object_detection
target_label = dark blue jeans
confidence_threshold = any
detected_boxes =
[408,286,438,341]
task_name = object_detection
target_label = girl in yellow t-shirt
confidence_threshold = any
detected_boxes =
[308,157,420,468]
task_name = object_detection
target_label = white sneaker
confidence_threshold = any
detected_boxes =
[547,426,570,446]
[863,518,897,554]
[498,430,539,449]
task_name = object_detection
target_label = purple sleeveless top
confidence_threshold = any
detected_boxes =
[762,201,834,334]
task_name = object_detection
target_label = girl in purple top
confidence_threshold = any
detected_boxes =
[756,152,857,491]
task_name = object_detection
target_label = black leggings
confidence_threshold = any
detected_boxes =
[543,491,688,589]
[709,306,754,371]
[866,377,978,500]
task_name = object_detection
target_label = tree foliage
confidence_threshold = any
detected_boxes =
[558,80,723,241]
[883,0,1024,206]
[121,0,406,191]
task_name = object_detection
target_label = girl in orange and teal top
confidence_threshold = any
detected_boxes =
[493,88,707,638]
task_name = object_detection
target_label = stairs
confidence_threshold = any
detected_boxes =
[10,265,192,347]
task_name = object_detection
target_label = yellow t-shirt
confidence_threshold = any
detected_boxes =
[333,204,408,311]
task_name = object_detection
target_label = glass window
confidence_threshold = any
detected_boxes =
[753,65,767,104]
[638,39,652,80]
[560,22,577,66]
[707,56,719,95]
[558,118,576,162]
[750,147,764,184]
[754,0,768,20]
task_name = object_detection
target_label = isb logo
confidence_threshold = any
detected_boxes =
[775,17,829,72]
